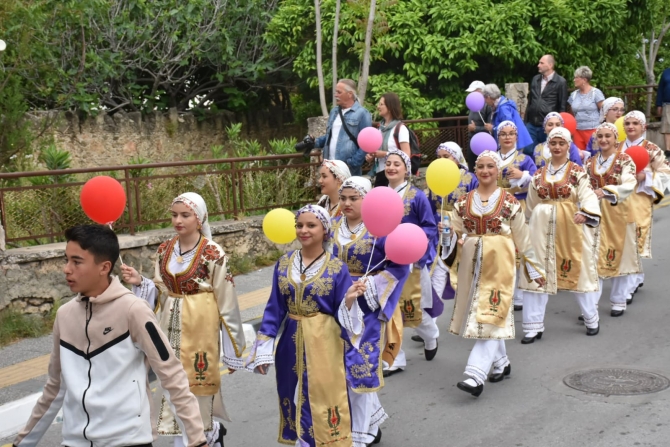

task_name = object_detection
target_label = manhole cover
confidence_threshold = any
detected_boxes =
[564,368,670,396]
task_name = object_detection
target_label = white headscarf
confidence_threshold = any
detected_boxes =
[339,176,372,197]
[295,204,331,233]
[386,148,412,175]
[322,159,352,182]
[548,127,573,144]
[171,192,212,240]
[437,142,468,170]
[542,112,564,129]
[476,151,502,170]
[624,110,646,127]
[600,97,624,123]
[496,120,517,133]
[595,122,619,142]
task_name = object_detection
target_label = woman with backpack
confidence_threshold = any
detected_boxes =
[367,92,420,186]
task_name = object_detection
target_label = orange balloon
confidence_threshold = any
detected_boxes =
[80,176,127,224]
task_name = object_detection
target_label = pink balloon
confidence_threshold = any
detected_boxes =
[361,187,404,237]
[470,132,497,155]
[385,223,428,265]
[357,127,383,153]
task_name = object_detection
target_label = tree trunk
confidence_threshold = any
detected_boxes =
[332,0,341,106]
[357,0,377,105]
[314,0,328,116]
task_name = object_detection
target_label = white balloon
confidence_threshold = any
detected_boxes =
[0,40,6,52]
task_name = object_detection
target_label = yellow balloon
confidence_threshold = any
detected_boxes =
[263,208,297,244]
[615,117,627,143]
[426,158,461,197]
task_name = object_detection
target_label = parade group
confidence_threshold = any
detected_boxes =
[11,58,670,447]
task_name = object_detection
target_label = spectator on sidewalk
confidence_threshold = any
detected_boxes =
[524,54,569,155]
[12,225,209,447]
[466,80,492,170]
[568,66,605,150]
[483,83,532,149]
[657,67,670,154]
[314,79,372,176]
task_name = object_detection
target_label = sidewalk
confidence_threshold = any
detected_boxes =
[0,266,274,440]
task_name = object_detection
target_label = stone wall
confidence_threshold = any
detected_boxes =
[30,108,303,168]
[0,217,298,314]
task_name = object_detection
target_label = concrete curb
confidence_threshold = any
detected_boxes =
[0,323,257,440]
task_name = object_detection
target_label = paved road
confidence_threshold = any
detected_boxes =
[3,202,670,447]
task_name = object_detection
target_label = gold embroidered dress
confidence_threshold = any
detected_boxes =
[449,189,544,340]
[134,236,245,435]
[586,151,639,277]
[520,163,601,294]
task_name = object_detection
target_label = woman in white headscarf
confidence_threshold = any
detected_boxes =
[317,159,352,217]
[121,192,245,447]
[585,97,625,155]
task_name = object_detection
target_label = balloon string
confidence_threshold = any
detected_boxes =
[478,112,490,133]
[108,223,125,266]
[363,237,377,277]
[361,256,387,280]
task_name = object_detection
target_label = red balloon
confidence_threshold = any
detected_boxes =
[385,223,428,265]
[560,112,577,135]
[625,146,650,174]
[80,176,127,224]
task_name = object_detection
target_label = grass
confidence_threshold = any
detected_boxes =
[228,249,284,276]
[0,299,61,347]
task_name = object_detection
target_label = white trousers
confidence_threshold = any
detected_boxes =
[513,270,525,306]
[173,424,222,447]
[523,290,600,331]
[395,310,440,368]
[349,390,387,447]
[464,340,509,386]
[609,275,638,310]
[630,272,645,288]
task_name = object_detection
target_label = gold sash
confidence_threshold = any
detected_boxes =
[552,201,583,290]
[475,235,515,328]
[598,201,628,277]
[170,291,221,396]
[626,191,653,254]
[382,304,403,366]
[399,267,422,328]
[291,312,351,447]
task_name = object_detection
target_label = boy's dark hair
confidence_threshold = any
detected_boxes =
[65,225,119,271]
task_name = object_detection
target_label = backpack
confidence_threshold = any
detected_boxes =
[393,122,422,175]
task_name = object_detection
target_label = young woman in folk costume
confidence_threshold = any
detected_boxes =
[121,192,245,447]
[382,148,439,376]
[585,123,639,316]
[329,176,410,447]
[245,205,365,447]
[316,159,352,218]
[519,127,602,341]
[495,120,537,313]
[421,142,478,343]
[585,97,625,155]
[618,111,670,305]
[450,151,546,397]
[532,112,585,168]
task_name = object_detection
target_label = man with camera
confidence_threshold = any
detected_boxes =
[296,79,372,176]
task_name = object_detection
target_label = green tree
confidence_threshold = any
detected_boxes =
[267,0,654,118]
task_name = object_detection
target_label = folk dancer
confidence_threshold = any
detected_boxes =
[331,176,410,446]
[383,148,439,376]
[450,151,546,397]
[317,159,352,218]
[585,123,638,316]
[121,192,246,447]
[495,120,538,312]
[246,205,364,447]
[532,112,585,167]
[519,127,602,340]
[585,97,625,155]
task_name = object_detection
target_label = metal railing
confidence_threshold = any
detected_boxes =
[402,116,471,165]
[0,154,319,247]
[603,84,659,120]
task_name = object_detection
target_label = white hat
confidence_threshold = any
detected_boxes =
[466,81,485,92]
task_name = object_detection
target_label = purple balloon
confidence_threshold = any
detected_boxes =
[465,92,485,112]
[470,132,497,156]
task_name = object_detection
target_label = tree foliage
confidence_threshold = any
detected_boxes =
[267,0,656,118]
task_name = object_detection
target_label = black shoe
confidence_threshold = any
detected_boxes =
[367,428,382,446]
[424,341,438,361]
[638,282,644,288]
[216,422,226,447]
[611,309,624,317]
[488,364,511,383]
[514,305,523,311]
[457,381,483,397]
[521,332,543,344]
[382,367,403,378]
[578,315,584,321]
[411,335,424,342]
[626,295,634,305]
[586,325,599,336]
